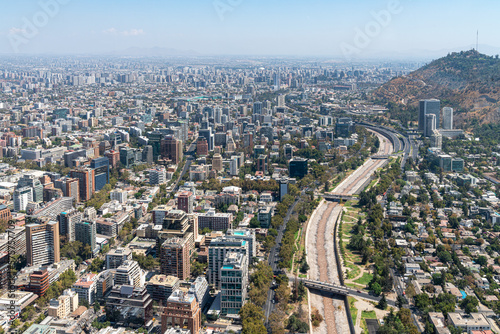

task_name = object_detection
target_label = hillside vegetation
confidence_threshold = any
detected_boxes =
[374,50,500,127]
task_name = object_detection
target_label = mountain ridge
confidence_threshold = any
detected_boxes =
[374,50,500,127]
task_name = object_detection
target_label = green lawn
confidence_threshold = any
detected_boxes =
[349,297,358,324]
[346,282,366,290]
[354,273,373,286]
[346,263,361,279]
[362,311,377,319]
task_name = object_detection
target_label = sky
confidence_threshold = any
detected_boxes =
[0,0,499,59]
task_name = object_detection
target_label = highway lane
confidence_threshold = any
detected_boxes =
[264,188,306,323]
[171,137,197,193]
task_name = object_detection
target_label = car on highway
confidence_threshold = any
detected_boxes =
[357,290,361,293]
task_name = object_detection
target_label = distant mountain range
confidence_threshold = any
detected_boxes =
[108,47,200,57]
[374,50,500,126]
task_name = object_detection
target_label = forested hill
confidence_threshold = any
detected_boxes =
[374,50,500,127]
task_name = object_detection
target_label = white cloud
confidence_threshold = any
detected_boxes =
[9,27,27,35]
[102,27,118,34]
[102,28,144,36]
[123,29,144,36]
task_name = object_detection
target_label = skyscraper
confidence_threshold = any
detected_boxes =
[75,221,97,253]
[419,99,441,131]
[70,168,95,202]
[279,178,289,201]
[424,114,436,137]
[177,191,194,214]
[160,237,190,280]
[220,252,248,315]
[442,107,454,130]
[59,210,82,242]
[26,221,60,267]
[161,136,183,164]
[17,174,44,203]
[90,157,109,191]
[196,137,209,156]
[208,237,248,288]
[142,145,154,164]
[253,102,262,115]
[13,187,33,212]
[199,128,214,151]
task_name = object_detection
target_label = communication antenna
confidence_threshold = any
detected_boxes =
[476,30,479,52]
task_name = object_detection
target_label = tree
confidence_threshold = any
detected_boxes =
[461,295,479,314]
[377,294,388,310]
[405,284,416,299]
[397,295,406,308]
[249,217,261,228]
[94,301,101,313]
[371,282,382,296]
[414,293,431,312]
[239,303,266,334]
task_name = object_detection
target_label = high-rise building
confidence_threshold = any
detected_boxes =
[257,155,268,174]
[150,166,167,185]
[152,205,172,225]
[47,289,79,318]
[226,229,256,260]
[162,290,201,334]
[105,285,153,326]
[54,177,80,203]
[59,210,82,242]
[188,276,209,310]
[162,136,183,164]
[430,130,443,149]
[177,191,194,214]
[105,150,120,168]
[95,270,114,302]
[197,209,232,231]
[220,252,248,315]
[424,113,436,137]
[28,269,50,297]
[442,107,453,130]
[90,157,109,191]
[212,153,223,172]
[17,174,43,203]
[289,158,308,178]
[142,145,154,164]
[199,128,214,151]
[75,221,96,253]
[336,117,354,137]
[115,260,143,288]
[279,178,289,202]
[106,248,132,270]
[230,156,239,176]
[13,187,33,212]
[160,237,190,280]
[208,237,248,288]
[196,137,209,156]
[419,99,441,131]
[146,275,180,304]
[70,168,94,202]
[277,94,286,107]
[119,146,136,168]
[26,221,60,267]
[253,102,262,115]
[284,144,294,160]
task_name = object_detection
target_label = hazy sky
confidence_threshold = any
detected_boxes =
[0,0,499,58]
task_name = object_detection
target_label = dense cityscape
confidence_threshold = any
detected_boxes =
[1,2,500,334]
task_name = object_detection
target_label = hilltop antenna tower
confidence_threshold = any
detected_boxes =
[476,30,479,52]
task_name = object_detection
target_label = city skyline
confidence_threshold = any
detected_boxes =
[0,0,499,58]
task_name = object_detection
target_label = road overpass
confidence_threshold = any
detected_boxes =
[293,277,396,306]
